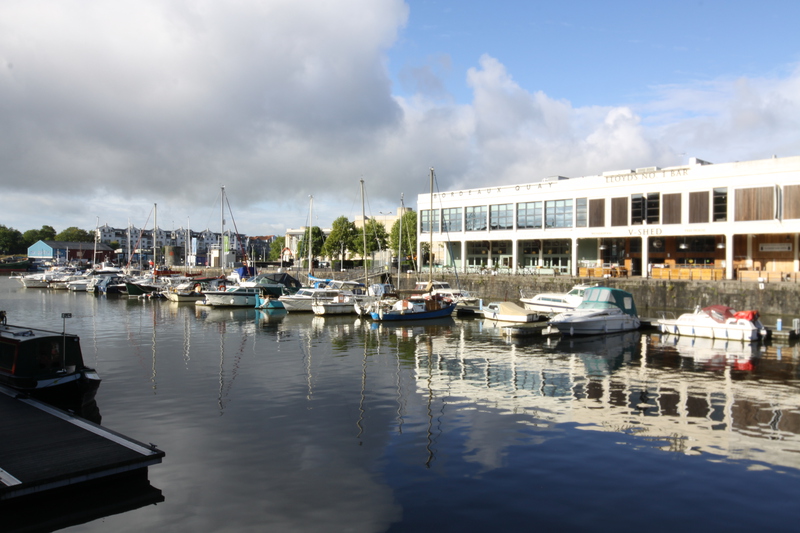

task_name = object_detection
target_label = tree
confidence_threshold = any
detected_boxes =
[56,227,93,242]
[350,219,389,257]
[268,236,286,261]
[0,225,24,255]
[322,216,357,262]
[22,225,57,248]
[296,226,325,266]
[389,210,417,264]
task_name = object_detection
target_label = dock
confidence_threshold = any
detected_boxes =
[0,386,165,502]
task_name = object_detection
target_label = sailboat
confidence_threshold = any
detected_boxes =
[370,168,457,322]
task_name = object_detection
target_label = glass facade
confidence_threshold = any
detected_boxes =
[489,204,514,230]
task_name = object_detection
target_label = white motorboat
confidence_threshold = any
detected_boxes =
[481,301,541,323]
[196,285,263,307]
[412,280,478,306]
[657,305,766,341]
[549,286,640,335]
[519,284,594,315]
[279,287,342,312]
[311,293,360,315]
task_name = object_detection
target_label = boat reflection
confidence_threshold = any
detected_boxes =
[655,333,763,371]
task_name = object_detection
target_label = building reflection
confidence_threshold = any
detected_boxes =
[407,326,800,470]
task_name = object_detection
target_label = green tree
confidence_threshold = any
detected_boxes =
[0,225,24,254]
[268,236,286,261]
[322,216,357,262]
[56,227,93,242]
[22,225,57,248]
[296,227,325,267]
[351,219,389,257]
[389,210,417,264]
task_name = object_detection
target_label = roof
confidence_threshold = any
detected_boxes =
[39,241,115,252]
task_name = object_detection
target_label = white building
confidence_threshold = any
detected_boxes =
[417,155,800,280]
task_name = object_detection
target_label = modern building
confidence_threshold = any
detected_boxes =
[417,155,800,280]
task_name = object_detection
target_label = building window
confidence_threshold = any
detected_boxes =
[420,209,439,233]
[576,198,587,227]
[441,208,462,232]
[589,199,605,227]
[465,206,487,232]
[489,204,514,230]
[545,199,573,228]
[689,191,709,223]
[735,187,774,221]
[611,197,628,226]
[517,202,543,229]
[713,188,727,222]
[631,193,660,225]
[662,193,681,224]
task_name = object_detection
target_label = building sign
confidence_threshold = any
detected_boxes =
[759,243,792,252]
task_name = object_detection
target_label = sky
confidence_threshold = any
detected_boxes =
[2,0,799,237]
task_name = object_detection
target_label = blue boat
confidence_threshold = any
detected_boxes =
[369,296,457,322]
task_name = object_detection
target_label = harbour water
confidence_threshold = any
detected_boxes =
[2,276,800,532]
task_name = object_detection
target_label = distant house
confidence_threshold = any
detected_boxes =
[27,240,115,264]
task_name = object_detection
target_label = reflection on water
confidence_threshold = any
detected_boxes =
[2,276,800,531]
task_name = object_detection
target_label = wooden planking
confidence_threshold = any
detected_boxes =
[0,387,164,500]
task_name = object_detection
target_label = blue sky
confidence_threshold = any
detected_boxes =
[1,0,799,238]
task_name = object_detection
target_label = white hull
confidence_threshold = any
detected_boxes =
[197,289,261,307]
[312,301,356,315]
[658,318,763,341]
[550,310,640,335]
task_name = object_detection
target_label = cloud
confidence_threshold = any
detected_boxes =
[1,1,799,236]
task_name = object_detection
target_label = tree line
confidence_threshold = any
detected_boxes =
[1,211,421,262]
[0,225,94,255]
[268,211,419,265]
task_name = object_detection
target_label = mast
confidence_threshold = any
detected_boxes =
[220,186,225,274]
[361,179,368,288]
[429,167,434,285]
[93,216,99,267]
[153,203,158,270]
[398,194,403,279]
[186,216,190,270]
[308,195,314,276]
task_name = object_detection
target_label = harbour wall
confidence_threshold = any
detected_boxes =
[393,273,800,319]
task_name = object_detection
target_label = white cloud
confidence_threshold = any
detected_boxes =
[1,1,799,236]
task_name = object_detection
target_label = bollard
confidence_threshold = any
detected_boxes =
[777,318,782,331]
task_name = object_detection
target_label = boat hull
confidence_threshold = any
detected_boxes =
[371,303,457,321]
[551,314,640,335]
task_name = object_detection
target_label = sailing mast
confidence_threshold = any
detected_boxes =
[308,195,314,277]
[361,179,368,288]
[220,186,225,274]
[153,203,158,272]
[429,167,434,287]
[398,194,403,279]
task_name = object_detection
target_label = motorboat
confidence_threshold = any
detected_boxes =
[196,285,263,307]
[412,280,478,306]
[0,310,101,405]
[657,305,766,341]
[549,286,640,335]
[278,287,342,312]
[481,301,541,323]
[163,277,225,302]
[312,293,360,315]
[519,284,594,315]
[370,294,457,322]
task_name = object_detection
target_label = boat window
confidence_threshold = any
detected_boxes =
[624,297,633,310]
[0,343,16,371]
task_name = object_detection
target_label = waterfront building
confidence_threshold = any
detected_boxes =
[417,155,800,280]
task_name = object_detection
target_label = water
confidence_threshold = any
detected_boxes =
[3,276,800,532]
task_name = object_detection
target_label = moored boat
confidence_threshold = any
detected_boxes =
[549,286,640,335]
[519,284,594,315]
[657,305,766,341]
[0,310,101,405]
[370,294,456,321]
[481,301,541,323]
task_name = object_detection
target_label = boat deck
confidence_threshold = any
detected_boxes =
[0,386,165,501]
